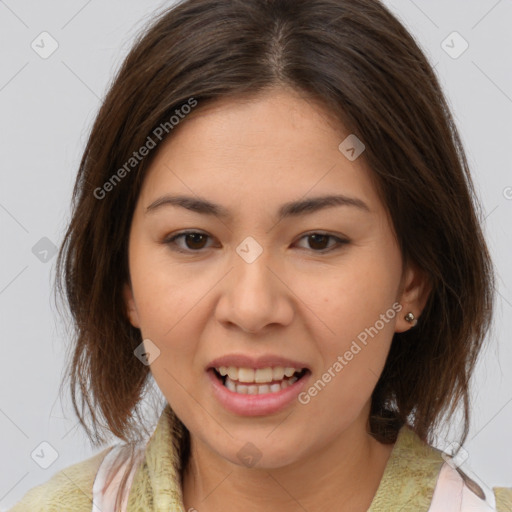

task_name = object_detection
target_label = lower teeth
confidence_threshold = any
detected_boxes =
[223,375,299,394]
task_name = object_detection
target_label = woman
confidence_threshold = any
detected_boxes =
[9,0,512,510]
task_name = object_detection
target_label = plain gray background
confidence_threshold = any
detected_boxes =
[1,0,511,509]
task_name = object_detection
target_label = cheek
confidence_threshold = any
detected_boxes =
[300,314,395,430]
[129,244,206,336]
[294,249,400,407]
[128,251,207,389]
[297,249,401,342]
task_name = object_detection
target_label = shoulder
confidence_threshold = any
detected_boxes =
[7,446,113,512]
[429,461,508,511]
[373,426,511,511]
[494,486,512,512]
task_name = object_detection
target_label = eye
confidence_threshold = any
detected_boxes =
[163,231,214,253]
[294,232,350,252]
[163,230,349,254]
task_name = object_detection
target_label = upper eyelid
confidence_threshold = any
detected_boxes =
[166,230,346,241]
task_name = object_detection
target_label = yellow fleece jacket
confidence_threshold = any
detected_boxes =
[8,404,512,511]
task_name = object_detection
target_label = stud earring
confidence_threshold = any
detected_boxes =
[404,312,417,326]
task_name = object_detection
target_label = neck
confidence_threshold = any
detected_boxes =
[182,415,394,512]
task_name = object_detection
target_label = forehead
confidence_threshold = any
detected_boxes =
[137,88,384,218]
[182,87,344,132]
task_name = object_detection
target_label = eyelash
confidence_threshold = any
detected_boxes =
[163,230,350,254]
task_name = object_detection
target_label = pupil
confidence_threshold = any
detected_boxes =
[187,233,206,249]
[309,234,328,250]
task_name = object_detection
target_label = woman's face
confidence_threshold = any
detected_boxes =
[124,87,429,468]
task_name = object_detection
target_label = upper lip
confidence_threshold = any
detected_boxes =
[207,354,311,371]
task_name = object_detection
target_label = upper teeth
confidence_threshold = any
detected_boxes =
[215,366,301,383]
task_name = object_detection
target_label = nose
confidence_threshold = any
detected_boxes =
[214,249,294,334]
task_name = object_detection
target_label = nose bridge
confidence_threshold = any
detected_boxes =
[233,237,276,308]
[215,236,293,333]
[235,241,273,293]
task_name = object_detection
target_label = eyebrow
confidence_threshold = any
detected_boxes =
[145,193,370,220]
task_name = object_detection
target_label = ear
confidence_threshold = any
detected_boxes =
[395,262,431,333]
[123,282,141,329]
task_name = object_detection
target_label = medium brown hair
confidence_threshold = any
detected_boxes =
[55,0,495,504]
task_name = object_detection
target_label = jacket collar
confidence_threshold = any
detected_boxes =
[368,425,444,510]
[127,404,185,511]
[127,404,443,511]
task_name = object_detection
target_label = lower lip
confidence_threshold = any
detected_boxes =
[207,369,310,416]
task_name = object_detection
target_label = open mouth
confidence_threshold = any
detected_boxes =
[211,367,309,395]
